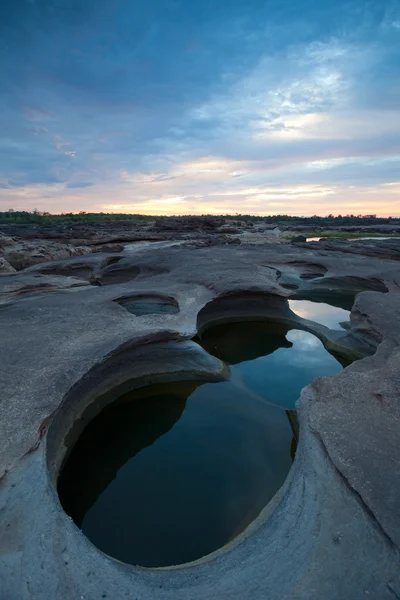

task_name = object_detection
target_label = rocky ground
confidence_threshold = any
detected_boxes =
[0,227,400,599]
[0,217,283,272]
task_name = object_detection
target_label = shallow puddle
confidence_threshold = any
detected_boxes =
[306,235,399,242]
[58,321,343,568]
[349,236,399,241]
[116,295,179,316]
[290,291,355,312]
[288,299,350,330]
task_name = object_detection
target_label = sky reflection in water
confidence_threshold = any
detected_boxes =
[58,321,343,567]
[288,299,350,330]
[200,321,343,409]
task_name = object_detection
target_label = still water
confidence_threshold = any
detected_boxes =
[306,236,398,242]
[349,236,399,241]
[289,300,350,330]
[58,321,343,568]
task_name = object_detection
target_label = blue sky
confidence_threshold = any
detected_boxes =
[1,0,399,215]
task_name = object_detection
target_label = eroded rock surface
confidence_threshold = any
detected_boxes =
[0,218,285,271]
[0,257,15,273]
[0,236,399,600]
[300,236,400,260]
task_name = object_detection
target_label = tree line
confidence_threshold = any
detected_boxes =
[0,209,398,225]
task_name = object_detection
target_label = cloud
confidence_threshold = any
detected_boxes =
[66,182,93,188]
[30,127,49,135]
[0,0,400,214]
[22,107,52,123]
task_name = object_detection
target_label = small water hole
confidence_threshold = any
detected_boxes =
[57,317,346,568]
[288,299,350,330]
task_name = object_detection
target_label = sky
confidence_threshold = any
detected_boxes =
[0,0,400,216]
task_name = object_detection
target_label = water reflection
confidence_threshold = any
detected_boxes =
[349,236,399,241]
[199,322,343,409]
[58,378,293,567]
[288,299,350,330]
[58,321,343,568]
[307,236,399,242]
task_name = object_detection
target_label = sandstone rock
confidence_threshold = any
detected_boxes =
[89,243,125,253]
[1,228,400,600]
[0,273,90,305]
[0,257,16,273]
[301,237,400,260]
[153,216,225,231]
[216,225,242,234]
[2,241,90,270]
[0,232,15,248]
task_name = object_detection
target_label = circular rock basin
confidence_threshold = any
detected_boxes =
[58,322,344,568]
[115,294,179,316]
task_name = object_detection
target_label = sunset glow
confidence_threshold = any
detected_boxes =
[1,1,399,216]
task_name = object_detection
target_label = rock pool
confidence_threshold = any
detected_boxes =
[58,321,344,568]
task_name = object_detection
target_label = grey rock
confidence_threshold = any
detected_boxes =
[0,273,90,305]
[0,238,400,599]
[0,257,16,273]
[302,237,400,260]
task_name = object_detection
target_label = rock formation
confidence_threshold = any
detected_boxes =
[0,234,399,599]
